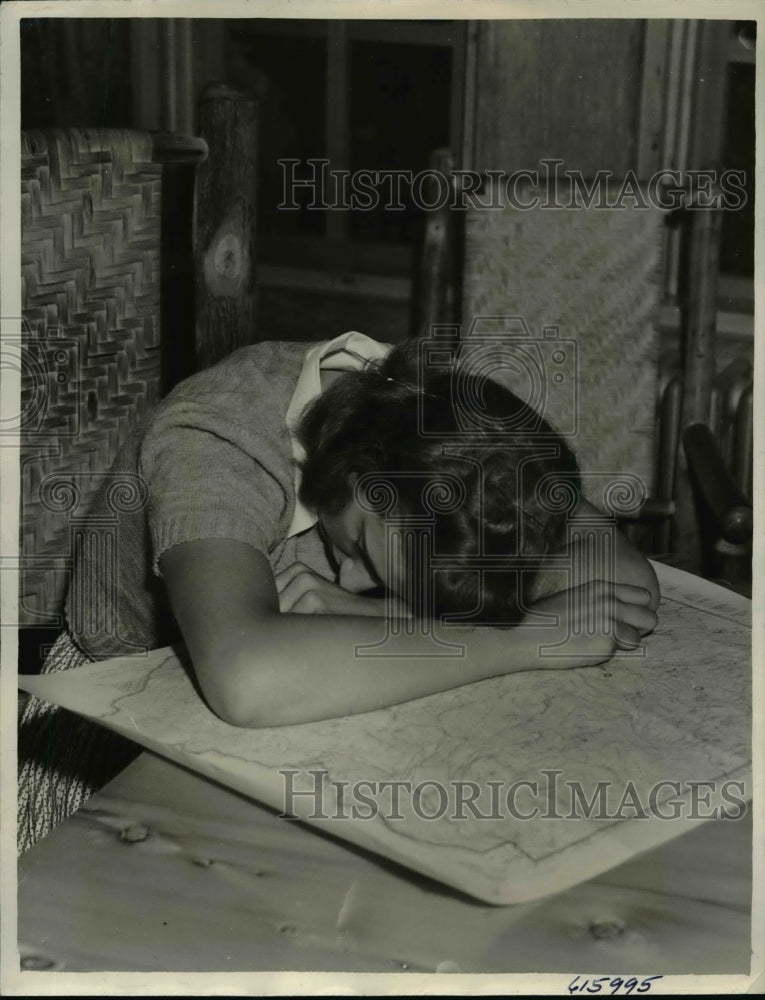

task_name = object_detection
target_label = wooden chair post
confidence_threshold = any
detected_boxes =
[673,204,722,573]
[413,147,457,339]
[194,83,258,370]
[680,206,722,428]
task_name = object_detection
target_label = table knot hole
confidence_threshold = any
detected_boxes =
[589,917,627,940]
[21,953,56,970]
[119,823,150,844]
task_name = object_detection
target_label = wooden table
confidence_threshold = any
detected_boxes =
[17,750,752,976]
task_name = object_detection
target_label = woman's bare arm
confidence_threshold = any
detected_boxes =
[528,499,660,617]
[160,537,656,728]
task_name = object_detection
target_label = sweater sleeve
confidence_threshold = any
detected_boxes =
[139,359,296,576]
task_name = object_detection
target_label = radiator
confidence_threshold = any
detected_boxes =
[653,359,753,558]
[709,359,754,503]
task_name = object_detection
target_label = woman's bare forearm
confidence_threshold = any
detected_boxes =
[212,611,548,727]
[529,501,660,613]
[161,539,530,727]
[208,579,656,728]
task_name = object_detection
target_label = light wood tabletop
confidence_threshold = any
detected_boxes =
[17,749,752,976]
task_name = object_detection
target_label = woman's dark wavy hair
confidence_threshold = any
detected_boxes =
[297,338,580,625]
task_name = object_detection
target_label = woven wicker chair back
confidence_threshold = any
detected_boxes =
[19,129,162,625]
[461,176,667,514]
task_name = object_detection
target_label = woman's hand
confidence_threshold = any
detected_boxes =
[528,499,660,617]
[274,562,388,617]
[525,580,657,668]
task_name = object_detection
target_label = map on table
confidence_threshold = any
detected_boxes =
[20,562,752,904]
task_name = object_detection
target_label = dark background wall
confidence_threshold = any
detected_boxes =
[21,18,133,128]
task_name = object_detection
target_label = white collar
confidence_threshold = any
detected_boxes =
[286,331,392,537]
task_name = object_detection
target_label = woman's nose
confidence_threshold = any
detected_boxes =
[329,542,347,568]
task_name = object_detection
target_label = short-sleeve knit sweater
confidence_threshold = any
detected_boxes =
[65,340,338,659]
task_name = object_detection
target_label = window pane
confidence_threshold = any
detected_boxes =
[348,40,452,244]
[228,25,327,237]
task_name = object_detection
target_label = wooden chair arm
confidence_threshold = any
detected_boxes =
[618,497,675,522]
[682,423,752,545]
[151,132,209,164]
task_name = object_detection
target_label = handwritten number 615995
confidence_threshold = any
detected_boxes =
[567,975,663,995]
